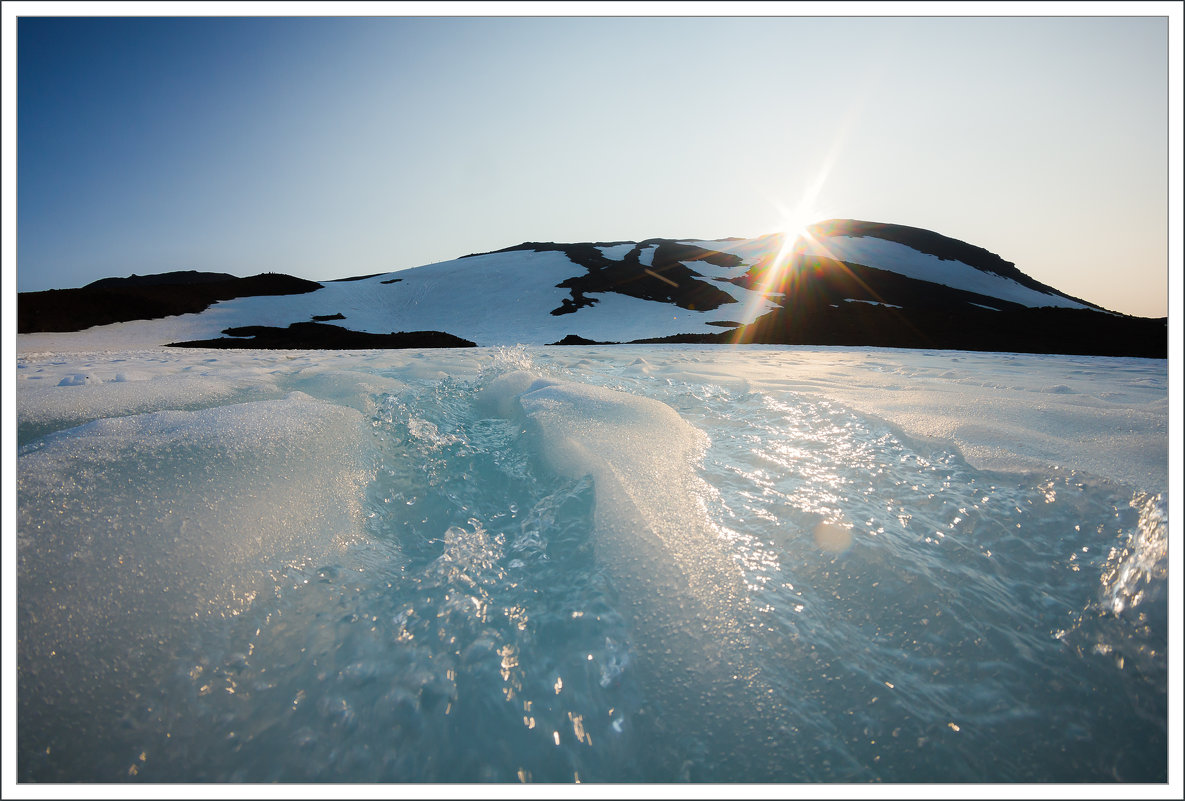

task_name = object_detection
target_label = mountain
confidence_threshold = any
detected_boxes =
[16,220,1166,357]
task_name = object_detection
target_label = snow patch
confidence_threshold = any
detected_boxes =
[679,236,781,266]
[680,260,780,316]
[597,243,635,261]
[681,259,746,280]
[845,298,903,309]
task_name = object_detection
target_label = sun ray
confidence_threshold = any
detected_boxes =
[735,97,869,345]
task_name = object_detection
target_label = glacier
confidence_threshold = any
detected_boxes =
[12,342,1171,783]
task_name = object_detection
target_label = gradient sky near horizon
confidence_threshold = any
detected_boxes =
[13,11,1171,317]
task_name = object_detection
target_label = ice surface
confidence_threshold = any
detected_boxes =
[483,371,788,771]
[17,392,373,774]
[482,372,745,615]
[18,365,278,445]
[483,372,746,602]
[15,345,1168,492]
[12,341,1171,782]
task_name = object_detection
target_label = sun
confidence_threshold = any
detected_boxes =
[776,208,821,257]
[727,196,830,344]
[728,209,820,344]
[766,208,819,281]
[780,215,812,244]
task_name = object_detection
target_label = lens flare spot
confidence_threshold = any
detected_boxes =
[813,520,853,553]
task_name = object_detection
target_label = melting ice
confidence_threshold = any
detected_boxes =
[13,344,1170,782]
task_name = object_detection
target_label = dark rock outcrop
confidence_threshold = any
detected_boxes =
[726,302,1166,358]
[85,270,237,288]
[168,322,475,350]
[329,272,387,282]
[547,334,618,345]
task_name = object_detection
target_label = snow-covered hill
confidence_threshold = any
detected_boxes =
[16,219,1164,357]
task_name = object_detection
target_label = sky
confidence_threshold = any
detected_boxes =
[6,3,1179,318]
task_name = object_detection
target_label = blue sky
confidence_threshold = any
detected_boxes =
[11,8,1175,317]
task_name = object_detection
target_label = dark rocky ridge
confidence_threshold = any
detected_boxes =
[19,273,323,333]
[634,303,1166,358]
[169,322,475,350]
[86,270,238,288]
[548,334,619,346]
[329,272,388,282]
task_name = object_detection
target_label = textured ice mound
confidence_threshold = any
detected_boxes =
[17,392,373,762]
[483,371,744,610]
[480,371,787,774]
